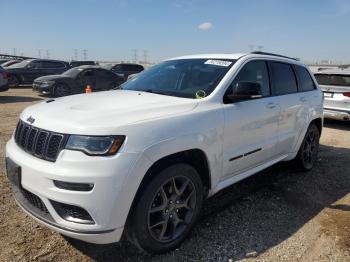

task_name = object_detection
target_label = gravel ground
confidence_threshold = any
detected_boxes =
[0,88,350,262]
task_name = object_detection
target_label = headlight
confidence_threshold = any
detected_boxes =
[40,81,54,87]
[65,135,125,156]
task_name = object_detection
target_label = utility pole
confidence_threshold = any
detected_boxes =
[82,49,87,60]
[73,49,78,60]
[143,49,148,64]
[38,49,42,58]
[13,48,17,56]
[46,49,50,59]
[132,49,138,63]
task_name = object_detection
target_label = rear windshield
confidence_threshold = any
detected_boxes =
[314,74,350,87]
[6,60,32,68]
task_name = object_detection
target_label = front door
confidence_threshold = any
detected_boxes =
[222,60,280,179]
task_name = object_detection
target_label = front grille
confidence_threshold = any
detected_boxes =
[21,188,49,214]
[14,120,67,162]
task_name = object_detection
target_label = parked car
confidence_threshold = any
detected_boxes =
[6,59,70,87]
[69,60,98,68]
[0,59,11,64]
[5,52,323,253]
[314,68,350,121]
[1,60,22,67]
[0,66,9,92]
[33,65,124,97]
[104,63,144,82]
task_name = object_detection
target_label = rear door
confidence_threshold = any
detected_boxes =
[270,61,305,155]
[222,60,281,178]
[94,69,114,91]
[23,60,43,82]
[78,69,97,90]
[42,61,67,75]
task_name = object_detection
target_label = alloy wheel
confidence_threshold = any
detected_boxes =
[301,128,318,169]
[148,176,197,243]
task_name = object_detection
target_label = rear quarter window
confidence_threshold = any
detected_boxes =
[295,65,316,91]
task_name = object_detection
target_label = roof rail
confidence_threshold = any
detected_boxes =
[250,51,298,61]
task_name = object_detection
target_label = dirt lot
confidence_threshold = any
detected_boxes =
[1,88,350,262]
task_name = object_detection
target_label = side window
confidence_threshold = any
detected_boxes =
[271,62,298,95]
[42,61,65,69]
[112,65,123,72]
[29,61,42,69]
[82,69,95,77]
[295,65,315,92]
[230,60,270,97]
[96,69,111,78]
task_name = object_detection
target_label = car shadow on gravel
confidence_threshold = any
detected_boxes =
[324,119,350,131]
[0,96,43,103]
[66,144,350,261]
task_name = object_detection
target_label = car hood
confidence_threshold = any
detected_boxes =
[34,75,69,81]
[20,90,199,135]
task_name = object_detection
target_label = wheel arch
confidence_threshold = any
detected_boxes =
[126,149,211,225]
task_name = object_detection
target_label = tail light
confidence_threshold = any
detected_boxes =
[343,92,350,97]
[1,71,8,79]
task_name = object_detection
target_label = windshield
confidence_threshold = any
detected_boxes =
[315,74,350,87]
[6,60,32,68]
[62,67,84,77]
[121,59,236,98]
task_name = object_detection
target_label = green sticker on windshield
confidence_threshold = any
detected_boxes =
[195,90,206,99]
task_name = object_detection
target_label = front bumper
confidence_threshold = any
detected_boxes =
[32,82,53,94]
[5,137,146,244]
[324,108,350,121]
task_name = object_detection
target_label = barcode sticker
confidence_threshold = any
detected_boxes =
[204,59,232,67]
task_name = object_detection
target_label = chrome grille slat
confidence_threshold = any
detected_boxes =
[14,120,67,162]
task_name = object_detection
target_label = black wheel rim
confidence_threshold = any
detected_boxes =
[148,176,196,243]
[55,84,69,97]
[301,129,318,168]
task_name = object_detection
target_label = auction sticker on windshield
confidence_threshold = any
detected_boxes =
[204,60,232,67]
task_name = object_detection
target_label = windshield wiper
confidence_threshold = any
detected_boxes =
[143,89,170,96]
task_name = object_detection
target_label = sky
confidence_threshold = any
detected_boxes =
[1,0,350,63]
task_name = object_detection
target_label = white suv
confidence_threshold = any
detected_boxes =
[5,52,323,253]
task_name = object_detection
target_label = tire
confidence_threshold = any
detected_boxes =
[126,163,203,253]
[295,123,320,171]
[53,83,71,97]
[8,75,20,88]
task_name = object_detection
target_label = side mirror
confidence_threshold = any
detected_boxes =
[225,82,263,102]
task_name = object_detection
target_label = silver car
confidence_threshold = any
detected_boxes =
[314,68,350,121]
[0,66,9,92]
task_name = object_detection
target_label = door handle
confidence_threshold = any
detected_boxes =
[266,103,277,109]
[300,97,307,102]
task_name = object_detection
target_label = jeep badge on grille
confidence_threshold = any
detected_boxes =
[27,116,35,124]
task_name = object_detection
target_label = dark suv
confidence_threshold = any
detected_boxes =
[103,63,144,82]
[6,59,70,87]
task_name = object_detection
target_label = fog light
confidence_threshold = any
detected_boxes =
[53,180,94,191]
